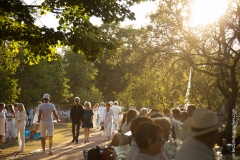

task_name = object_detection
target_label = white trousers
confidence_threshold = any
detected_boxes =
[17,122,25,151]
[112,117,119,132]
[97,117,103,128]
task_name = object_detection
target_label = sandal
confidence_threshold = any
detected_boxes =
[49,151,53,155]
[87,139,89,143]
[84,139,87,143]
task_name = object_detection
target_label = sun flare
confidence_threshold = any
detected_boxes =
[190,0,228,25]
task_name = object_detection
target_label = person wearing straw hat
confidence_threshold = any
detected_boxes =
[37,93,59,155]
[176,108,219,160]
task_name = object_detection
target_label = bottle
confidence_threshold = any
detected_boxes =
[221,139,229,160]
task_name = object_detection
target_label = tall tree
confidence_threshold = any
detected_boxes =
[147,0,240,142]
[0,0,147,62]
[16,53,72,107]
[63,50,103,105]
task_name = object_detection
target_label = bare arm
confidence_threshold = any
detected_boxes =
[53,110,59,123]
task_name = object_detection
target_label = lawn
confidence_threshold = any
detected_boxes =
[0,123,80,159]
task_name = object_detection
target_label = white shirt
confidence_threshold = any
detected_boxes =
[111,105,121,119]
[38,102,56,122]
[176,138,215,160]
[155,152,169,160]
[126,140,139,160]
[133,153,158,160]
[98,106,105,118]
[162,144,171,160]
[121,122,131,133]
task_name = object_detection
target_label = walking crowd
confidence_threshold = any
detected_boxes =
[0,93,236,160]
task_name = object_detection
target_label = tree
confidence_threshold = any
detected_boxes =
[0,0,147,62]
[147,0,240,142]
[16,53,72,108]
[0,41,20,103]
[63,50,103,104]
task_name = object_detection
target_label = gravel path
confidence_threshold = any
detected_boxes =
[10,128,111,160]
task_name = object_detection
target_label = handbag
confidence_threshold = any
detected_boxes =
[101,125,104,131]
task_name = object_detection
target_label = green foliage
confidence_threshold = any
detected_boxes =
[0,0,147,62]
[16,52,72,107]
[63,50,103,104]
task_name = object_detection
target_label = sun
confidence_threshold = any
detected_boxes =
[190,0,228,25]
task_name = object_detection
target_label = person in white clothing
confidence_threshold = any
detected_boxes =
[32,101,42,131]
[176,108,219,160]
[38,93,59,155]
[5,104,16,141]
[102,102,114,140]
[0,103,6,144]
[29,107,34,125]
[97,102,105,129]
[120,109,138,133]
[125,117,154,160]
[133,122,164,160]
[16,103,26,152]
[111,101,121,133]
[92,103,99,128]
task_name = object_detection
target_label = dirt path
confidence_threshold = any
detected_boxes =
[7,128,111,160]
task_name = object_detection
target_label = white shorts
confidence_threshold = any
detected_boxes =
[40,122,54,137]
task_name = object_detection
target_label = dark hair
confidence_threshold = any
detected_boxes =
[146,108,160,117]
[163,109,170,113]
[106,102,110,107]
[187,104,196,110]
[7,104,14,113]
[180,111,188,117]
[150,113,163,118]
[0,102,5,108]
[119,112,127,129]
[126,110,138,123]
[135,122,162,149]
[130,117,154,137]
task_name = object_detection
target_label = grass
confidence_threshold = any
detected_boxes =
[0,123,81,159]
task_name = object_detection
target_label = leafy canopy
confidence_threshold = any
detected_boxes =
[0,0,149,62]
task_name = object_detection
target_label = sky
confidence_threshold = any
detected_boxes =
[24,0,158,29]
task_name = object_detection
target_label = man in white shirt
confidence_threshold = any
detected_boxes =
[38,93,59,155]
[111,101,121,133]
[176,108,219,160]
[97,102,105,129]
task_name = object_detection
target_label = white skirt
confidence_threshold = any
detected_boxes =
[32,113,38,124]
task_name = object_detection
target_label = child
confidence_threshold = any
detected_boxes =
[0,103,6,145]
[82,102,93,143]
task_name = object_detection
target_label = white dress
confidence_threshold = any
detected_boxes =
[102,108,114,137]
[32,107,39,124]
[5,112,16,138]
[93,108,98,128]
[0,111,6,136]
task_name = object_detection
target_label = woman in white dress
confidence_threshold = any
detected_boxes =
[102,102,114,140]
[16,103,26,152]
[93,103,99,128]
[0,103,6,144]
[32,101,42,131]
[5,104,16,141]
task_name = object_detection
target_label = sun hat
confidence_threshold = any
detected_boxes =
[183,108,219,138]
[42,93,50,100]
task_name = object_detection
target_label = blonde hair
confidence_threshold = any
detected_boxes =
[85,102,91,109]
[17,103,25,111]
